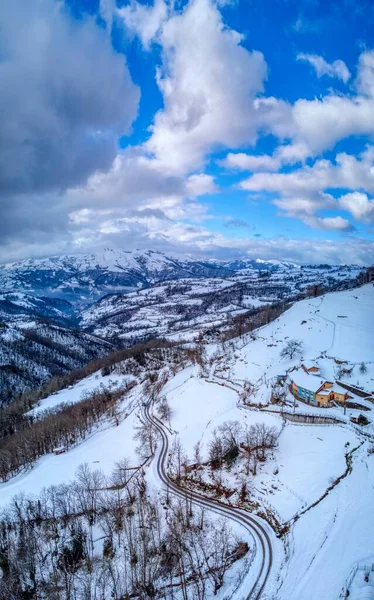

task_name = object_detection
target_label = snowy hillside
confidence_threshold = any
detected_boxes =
[0,320,113,405]
[0,251,362,402]
[0,283,373,599]
[81,263,363,343]
[0,292,76,325]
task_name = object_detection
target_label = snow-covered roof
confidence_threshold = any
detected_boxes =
[330,384,348,395]
[302,362,320,371]
[291,370,324,393]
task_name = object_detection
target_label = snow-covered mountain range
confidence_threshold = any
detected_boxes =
[0,249,364,402]
[0,248,363,307]
[0,249,236,306]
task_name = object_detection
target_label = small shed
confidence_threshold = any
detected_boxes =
[302,363,320,374]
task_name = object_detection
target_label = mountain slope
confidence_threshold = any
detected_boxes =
[0,249,234,306]
[0,320,113,406]
[0,292,77,326]
[81,264,364,343]
[0,248,363,311]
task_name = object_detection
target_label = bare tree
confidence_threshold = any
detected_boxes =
[157,396,172,429]
[280,339,304,360]
[217,420,242,467]
[133,417,158,460]
[271,380,287,404]
[208,430,224,469]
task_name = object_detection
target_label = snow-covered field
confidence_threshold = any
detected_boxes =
[225,283,374,382]
[29,370,131,416]
[0,408,139,508]
[1,282,373,599]
[279,449,374,600]
[162,283,374,599]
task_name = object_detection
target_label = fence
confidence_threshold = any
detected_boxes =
[264,409,344,425]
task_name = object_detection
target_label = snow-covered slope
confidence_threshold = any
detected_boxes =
[81,264,364,343]
[0,292,76,325]
[1,283,373,599]
[0,320,113,405]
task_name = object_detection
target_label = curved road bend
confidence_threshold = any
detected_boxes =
[143,403,274,600]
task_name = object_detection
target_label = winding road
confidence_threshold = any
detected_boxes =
[143,402,274,599]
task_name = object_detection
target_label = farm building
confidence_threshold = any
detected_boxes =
[301,363,320,375]
[290,370,349,407]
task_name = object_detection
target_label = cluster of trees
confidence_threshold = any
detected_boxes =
[0,463,247,600]
[2,334,185,412]
[0,339,184,443]
[208,421,279,476]
[0,381,135,482]
[169,420,279,485]
[220,301,292,342]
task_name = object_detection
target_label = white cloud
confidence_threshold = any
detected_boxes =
[356,50,374,97]
[3,0,374,264]
[223,153,279,172]
[118,0,168,48]
[306,216,355,232]
[241,148,374,198]
[282,50,374,156]
[339,192,374,222]
[297,53,351,83]
[223,142,309,172]
[143,0,267,175]
[241,148,374,230]
[185,173,218,197]
[99,0,116,30]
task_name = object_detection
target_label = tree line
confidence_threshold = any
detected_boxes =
[0,339,185,445]
[0,381,135,482]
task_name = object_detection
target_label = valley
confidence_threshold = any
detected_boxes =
[0,263,373,599]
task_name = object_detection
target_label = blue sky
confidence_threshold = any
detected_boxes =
[1,0,374,263]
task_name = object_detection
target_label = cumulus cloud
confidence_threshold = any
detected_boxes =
[0,0,139,198]
[339,192,374,222]
[223,153,279,172]
[143,0,268,175]
[241,148,374,199]
[306,216,355,232]
[220,49,374,167]
[240,147,374,230]
[286,50,374,156]
[118,0,168,48]
[297,53,351,83]
[1,0,374,265]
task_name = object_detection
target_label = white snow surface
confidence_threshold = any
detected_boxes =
[29,371,130,416]
[0,409,139,508]
[1,282,373,599]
